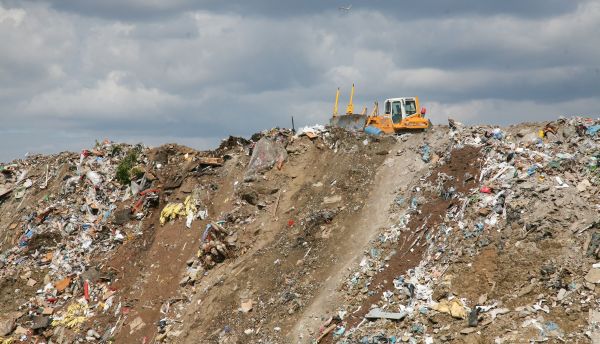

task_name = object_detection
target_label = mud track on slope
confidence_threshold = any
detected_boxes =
[291,129,455,342]
[174,130,422,343]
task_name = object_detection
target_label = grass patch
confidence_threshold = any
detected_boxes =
[116,149,141,185]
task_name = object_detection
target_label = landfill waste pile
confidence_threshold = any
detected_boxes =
[0,117,598,344]
[310,117,600,344]
[0,141,228,343]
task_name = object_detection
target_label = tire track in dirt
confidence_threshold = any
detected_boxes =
[291,129,452,343]
[337,145,482,338]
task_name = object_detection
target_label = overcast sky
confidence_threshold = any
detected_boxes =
[1,1,599,162]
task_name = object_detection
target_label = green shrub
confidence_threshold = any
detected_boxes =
[131,167,145,180]
[115,151,138,185]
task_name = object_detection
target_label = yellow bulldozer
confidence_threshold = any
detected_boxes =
[330,84,431,134]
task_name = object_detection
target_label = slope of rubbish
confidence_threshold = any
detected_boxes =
[0,127,399,343]
[311,117,600,344]
[0,117,598,344]
[176,126,452,344]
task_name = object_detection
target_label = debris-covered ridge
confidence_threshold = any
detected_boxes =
[0,127,398,343]
[0,140,228,342]
[0,117,598,344]
[315,117,600,343]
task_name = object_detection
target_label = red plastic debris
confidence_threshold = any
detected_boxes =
[480,186,492,193]
[83,280,90,301]
[287,219,295,227]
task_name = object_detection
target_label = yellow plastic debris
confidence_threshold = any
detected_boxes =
[538,129,545,138]
[432,298,468,319]
[159,202,186,225]
[51,303,87,331]
[184,195,196,215]
[160,195,198,226]
[184,195,198,228]
[0,338,14,344]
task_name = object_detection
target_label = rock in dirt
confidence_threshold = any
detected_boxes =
[365,308,408,320]
[577,179,592,192]
[589,310,600,343]
[31,315,51,330]
[112,208,132,225]
[241,299,253,313]
[323,195,342,204]
[517,283,535,297]
[245,137,287,178]
[460,327,477,335]
[240,190,259,205]
[0,313,18,336]
[585,268,600,284]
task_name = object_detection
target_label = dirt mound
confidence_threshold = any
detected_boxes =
[0,118,598,344]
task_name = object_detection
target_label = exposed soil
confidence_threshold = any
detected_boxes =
[0,118,598,344]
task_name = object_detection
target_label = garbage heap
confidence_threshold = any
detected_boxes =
[0,141,221,342]
[318,117,599,343]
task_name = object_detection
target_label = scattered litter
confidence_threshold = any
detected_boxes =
[365,308,408,321]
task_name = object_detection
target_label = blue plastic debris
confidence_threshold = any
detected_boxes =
[19,228,35,247]
[545,321,559,331]
[586,124,600,135]
[535,138,543,147]
[463,223,484,239]
[370,248,380,258]
[201,223,213,242]
[440,224,451,235]
[441,186,455,200]
[421,144,431,162]
[541,321,562,337]
[492,128,503,139]
[393,276,405,289]
[394,196,404,206]
[410,197,418,209]
[365,125,383,136]
[411,323,425,334]
[333,326,346,337]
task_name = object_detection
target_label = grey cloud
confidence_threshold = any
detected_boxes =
[26,0,590,20]
[1,0,599,162]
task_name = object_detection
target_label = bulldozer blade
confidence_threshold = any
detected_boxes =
[330,114,367,131]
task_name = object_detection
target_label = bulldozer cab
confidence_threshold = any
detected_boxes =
[384,97,419,124]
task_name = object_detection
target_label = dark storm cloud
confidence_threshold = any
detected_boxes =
[29,0,587,20]
[0,0,599,162]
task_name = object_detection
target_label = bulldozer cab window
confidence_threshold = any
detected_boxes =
[384,101,391,115]
[392,101,402,123]
[405,100,417,116]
